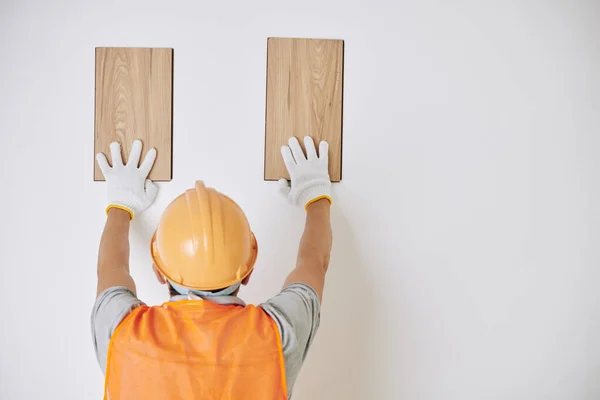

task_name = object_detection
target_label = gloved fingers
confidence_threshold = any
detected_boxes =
[319,140,329,164]
[127,140,143,167]
[110,142,124,167]
[288,137,306,164]
[304,136,318,160]
[96,152,111,176]
[139,148,157,177]
[278,178,291,197]
[145,179,159,201]
[280,145,297,173]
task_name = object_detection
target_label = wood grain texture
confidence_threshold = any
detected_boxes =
[265,38,344,181]
[94,47,173,181]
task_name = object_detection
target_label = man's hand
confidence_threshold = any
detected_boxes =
[96,140,158,219]
[279,136,333,302]
[95,139,156,297]
[279,136,332,210]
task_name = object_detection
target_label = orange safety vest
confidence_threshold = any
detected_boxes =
[104,300,287,400]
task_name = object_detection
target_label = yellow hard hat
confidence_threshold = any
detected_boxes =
[151,181,257,291]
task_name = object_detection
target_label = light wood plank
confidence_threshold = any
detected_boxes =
[94,47,173,181]
[265,38,344,182]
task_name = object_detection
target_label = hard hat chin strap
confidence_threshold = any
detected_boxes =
[168,280,242,297]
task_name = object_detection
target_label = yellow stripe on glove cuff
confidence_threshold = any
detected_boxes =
[105,205,134,220]
[304,196,333,210]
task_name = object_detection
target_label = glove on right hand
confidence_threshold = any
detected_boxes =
[279,136,332,210]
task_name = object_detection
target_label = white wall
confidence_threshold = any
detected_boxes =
[1,0,599,398]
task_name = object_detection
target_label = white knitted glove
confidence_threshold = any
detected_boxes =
[279,136,332,209]
[96,140,158,219]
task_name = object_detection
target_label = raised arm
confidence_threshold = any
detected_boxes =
[95,140,158,297]
[283,199,331,301]
[279,136,333,302]
[97,208,134,296]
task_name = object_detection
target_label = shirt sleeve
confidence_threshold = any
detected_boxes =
[90,286,144,374]
[259,282,321,396]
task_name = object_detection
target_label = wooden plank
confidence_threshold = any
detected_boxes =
[265,38,344,182]
[94,47,173,181]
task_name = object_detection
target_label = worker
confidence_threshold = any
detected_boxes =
[91,136,332,399]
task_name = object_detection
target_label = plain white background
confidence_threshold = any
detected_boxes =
[0,0,599,399]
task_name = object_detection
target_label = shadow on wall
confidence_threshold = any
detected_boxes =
[294,206,378,400]
[129,214,157,256]
[128,212,163,301]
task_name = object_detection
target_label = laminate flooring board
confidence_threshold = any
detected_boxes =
[265,38,344,182]
[94,47,173,181]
